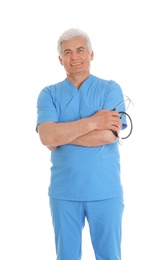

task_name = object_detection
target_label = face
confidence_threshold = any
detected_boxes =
[59,37,94,77]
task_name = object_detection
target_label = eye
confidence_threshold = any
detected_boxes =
[64,50,71,56]
[78,48,85,54]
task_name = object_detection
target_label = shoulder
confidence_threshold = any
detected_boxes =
[38,79,66,97]
[44,79,66,92]
[91,74,121,90]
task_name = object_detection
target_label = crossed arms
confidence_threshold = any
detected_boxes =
[37,110,122,150]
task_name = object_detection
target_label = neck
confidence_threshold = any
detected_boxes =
[67,71,90,89]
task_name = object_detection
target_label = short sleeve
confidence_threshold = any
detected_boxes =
[103,80,127,129]
[36,86,58,132]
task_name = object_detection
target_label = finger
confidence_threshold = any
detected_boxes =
[111,111,120,117]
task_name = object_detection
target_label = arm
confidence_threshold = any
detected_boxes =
[70,129,118,147]
[47,130,118,150]
[38,110,121,147]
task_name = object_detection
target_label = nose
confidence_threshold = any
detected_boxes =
[70,51,78,59]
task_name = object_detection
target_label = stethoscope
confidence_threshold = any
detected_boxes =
[111,95,134,144]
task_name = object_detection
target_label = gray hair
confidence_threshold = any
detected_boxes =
[57,28,93,56]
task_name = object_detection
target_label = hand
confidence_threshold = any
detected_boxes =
[92,110,122,132]
[47,146,57,151]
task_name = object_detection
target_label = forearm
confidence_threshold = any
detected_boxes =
[38,117,96,147]
[38,110,121,147]
[70,130,117,147]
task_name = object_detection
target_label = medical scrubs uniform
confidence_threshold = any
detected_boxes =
[36,74,126,259]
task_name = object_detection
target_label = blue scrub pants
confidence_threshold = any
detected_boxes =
[49,197,124,260]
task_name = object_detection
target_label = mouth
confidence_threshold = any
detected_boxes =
[70,62,83,66]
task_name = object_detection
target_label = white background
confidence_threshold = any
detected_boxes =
[0,0,168,259]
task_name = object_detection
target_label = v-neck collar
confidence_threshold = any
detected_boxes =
[65,74,94,95]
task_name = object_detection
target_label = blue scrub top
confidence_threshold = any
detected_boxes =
[36,74,126,201]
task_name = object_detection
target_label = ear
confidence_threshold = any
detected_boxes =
[58,55,63,65]
[90,51,94,61]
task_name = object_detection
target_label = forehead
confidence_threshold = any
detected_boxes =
[61,37,88,51]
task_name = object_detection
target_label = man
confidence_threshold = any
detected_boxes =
[36,28,127,260]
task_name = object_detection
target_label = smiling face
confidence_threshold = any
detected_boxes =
[59,37,94,79]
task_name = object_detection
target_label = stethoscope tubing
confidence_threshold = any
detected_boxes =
[112,111,133,140]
